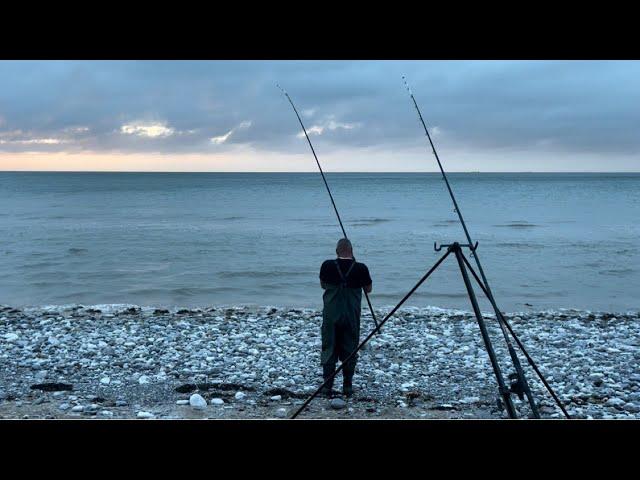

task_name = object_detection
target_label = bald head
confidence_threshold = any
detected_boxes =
[336,238,353,258]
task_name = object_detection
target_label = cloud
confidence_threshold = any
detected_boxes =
[120,121,174,138]
[297,119,360,138]
[210,120,252,145]
[0,60,639,170]
[0,129,68,146]
[64,126,90,134]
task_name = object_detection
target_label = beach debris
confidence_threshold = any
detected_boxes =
[30,383,73,392]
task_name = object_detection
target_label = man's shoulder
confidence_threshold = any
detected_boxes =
[320,259,336,272]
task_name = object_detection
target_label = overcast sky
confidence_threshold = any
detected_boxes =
[1,60,639,171]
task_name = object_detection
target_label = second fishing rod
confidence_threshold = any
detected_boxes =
[278,84,380,333]
[403,76,570,418]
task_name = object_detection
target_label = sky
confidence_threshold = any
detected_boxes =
[0,60,639,172]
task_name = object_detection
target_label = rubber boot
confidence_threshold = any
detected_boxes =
[343,367,355,397]
[320,364,336,397]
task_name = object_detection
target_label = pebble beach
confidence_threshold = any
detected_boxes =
[1,303,639,420]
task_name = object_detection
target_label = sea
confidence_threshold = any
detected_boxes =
[1,172,638,313]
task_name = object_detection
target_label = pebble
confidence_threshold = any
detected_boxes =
[330,398,347,410]
[100,377,110,385]
[176,400,189,405]
[275,408,288,418]
[4,333,19,342]
[71,405,84,412]
[137,411,154,419]
[235,391,246,400]
[138,375,150,385]
[189,393,207,409]
[270,395,282,401]
[605,397,625,408]
[210,398,224,406]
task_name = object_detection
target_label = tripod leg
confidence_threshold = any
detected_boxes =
[461,253,569,418]
[459,254,540,418]
[452,246,518,419]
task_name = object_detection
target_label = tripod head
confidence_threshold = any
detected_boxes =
[434,241,478,252]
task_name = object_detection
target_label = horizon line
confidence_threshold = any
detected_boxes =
[1,170,639,174]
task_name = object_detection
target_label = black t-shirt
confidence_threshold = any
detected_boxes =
[320,258,372,289]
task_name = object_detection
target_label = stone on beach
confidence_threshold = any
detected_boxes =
[189,393,207,409]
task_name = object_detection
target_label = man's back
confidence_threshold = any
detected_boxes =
[319,259,372,290]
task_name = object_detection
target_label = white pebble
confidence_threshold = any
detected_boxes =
[189,393,207,409]
[137,411,154,419]
[210,398,224,406]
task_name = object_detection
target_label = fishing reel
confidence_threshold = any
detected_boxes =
[508,372,525,401]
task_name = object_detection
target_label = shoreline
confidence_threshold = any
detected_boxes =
[1,304,639,419]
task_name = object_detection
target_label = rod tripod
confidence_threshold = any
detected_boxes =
[292,241,559,419]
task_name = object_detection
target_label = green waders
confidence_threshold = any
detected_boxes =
[321,260,362,395]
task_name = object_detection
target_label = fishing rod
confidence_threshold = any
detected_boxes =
[278,84,380,332]
[402,76,569,418]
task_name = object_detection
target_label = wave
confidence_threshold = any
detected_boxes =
[351,218,392,226]
[218,270,308,279]
[494,242,543,249]
[68,247,88,255]
[493,221,540,228]
[599,268,635,276]
[432,220,459,227]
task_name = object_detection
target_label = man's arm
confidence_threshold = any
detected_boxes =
[319,261,330,289]
[362,264,372,294]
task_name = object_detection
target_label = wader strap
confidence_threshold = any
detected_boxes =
[334,259,356,288]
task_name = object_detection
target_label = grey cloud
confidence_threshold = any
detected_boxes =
[0,60,639,159]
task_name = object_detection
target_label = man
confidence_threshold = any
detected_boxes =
[319,238,372,397]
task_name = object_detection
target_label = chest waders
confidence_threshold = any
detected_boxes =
[321,260,362,396]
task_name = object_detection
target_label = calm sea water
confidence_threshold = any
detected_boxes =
[1,172,638,312]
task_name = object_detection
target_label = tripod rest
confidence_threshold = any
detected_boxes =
[292,240,552,419]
